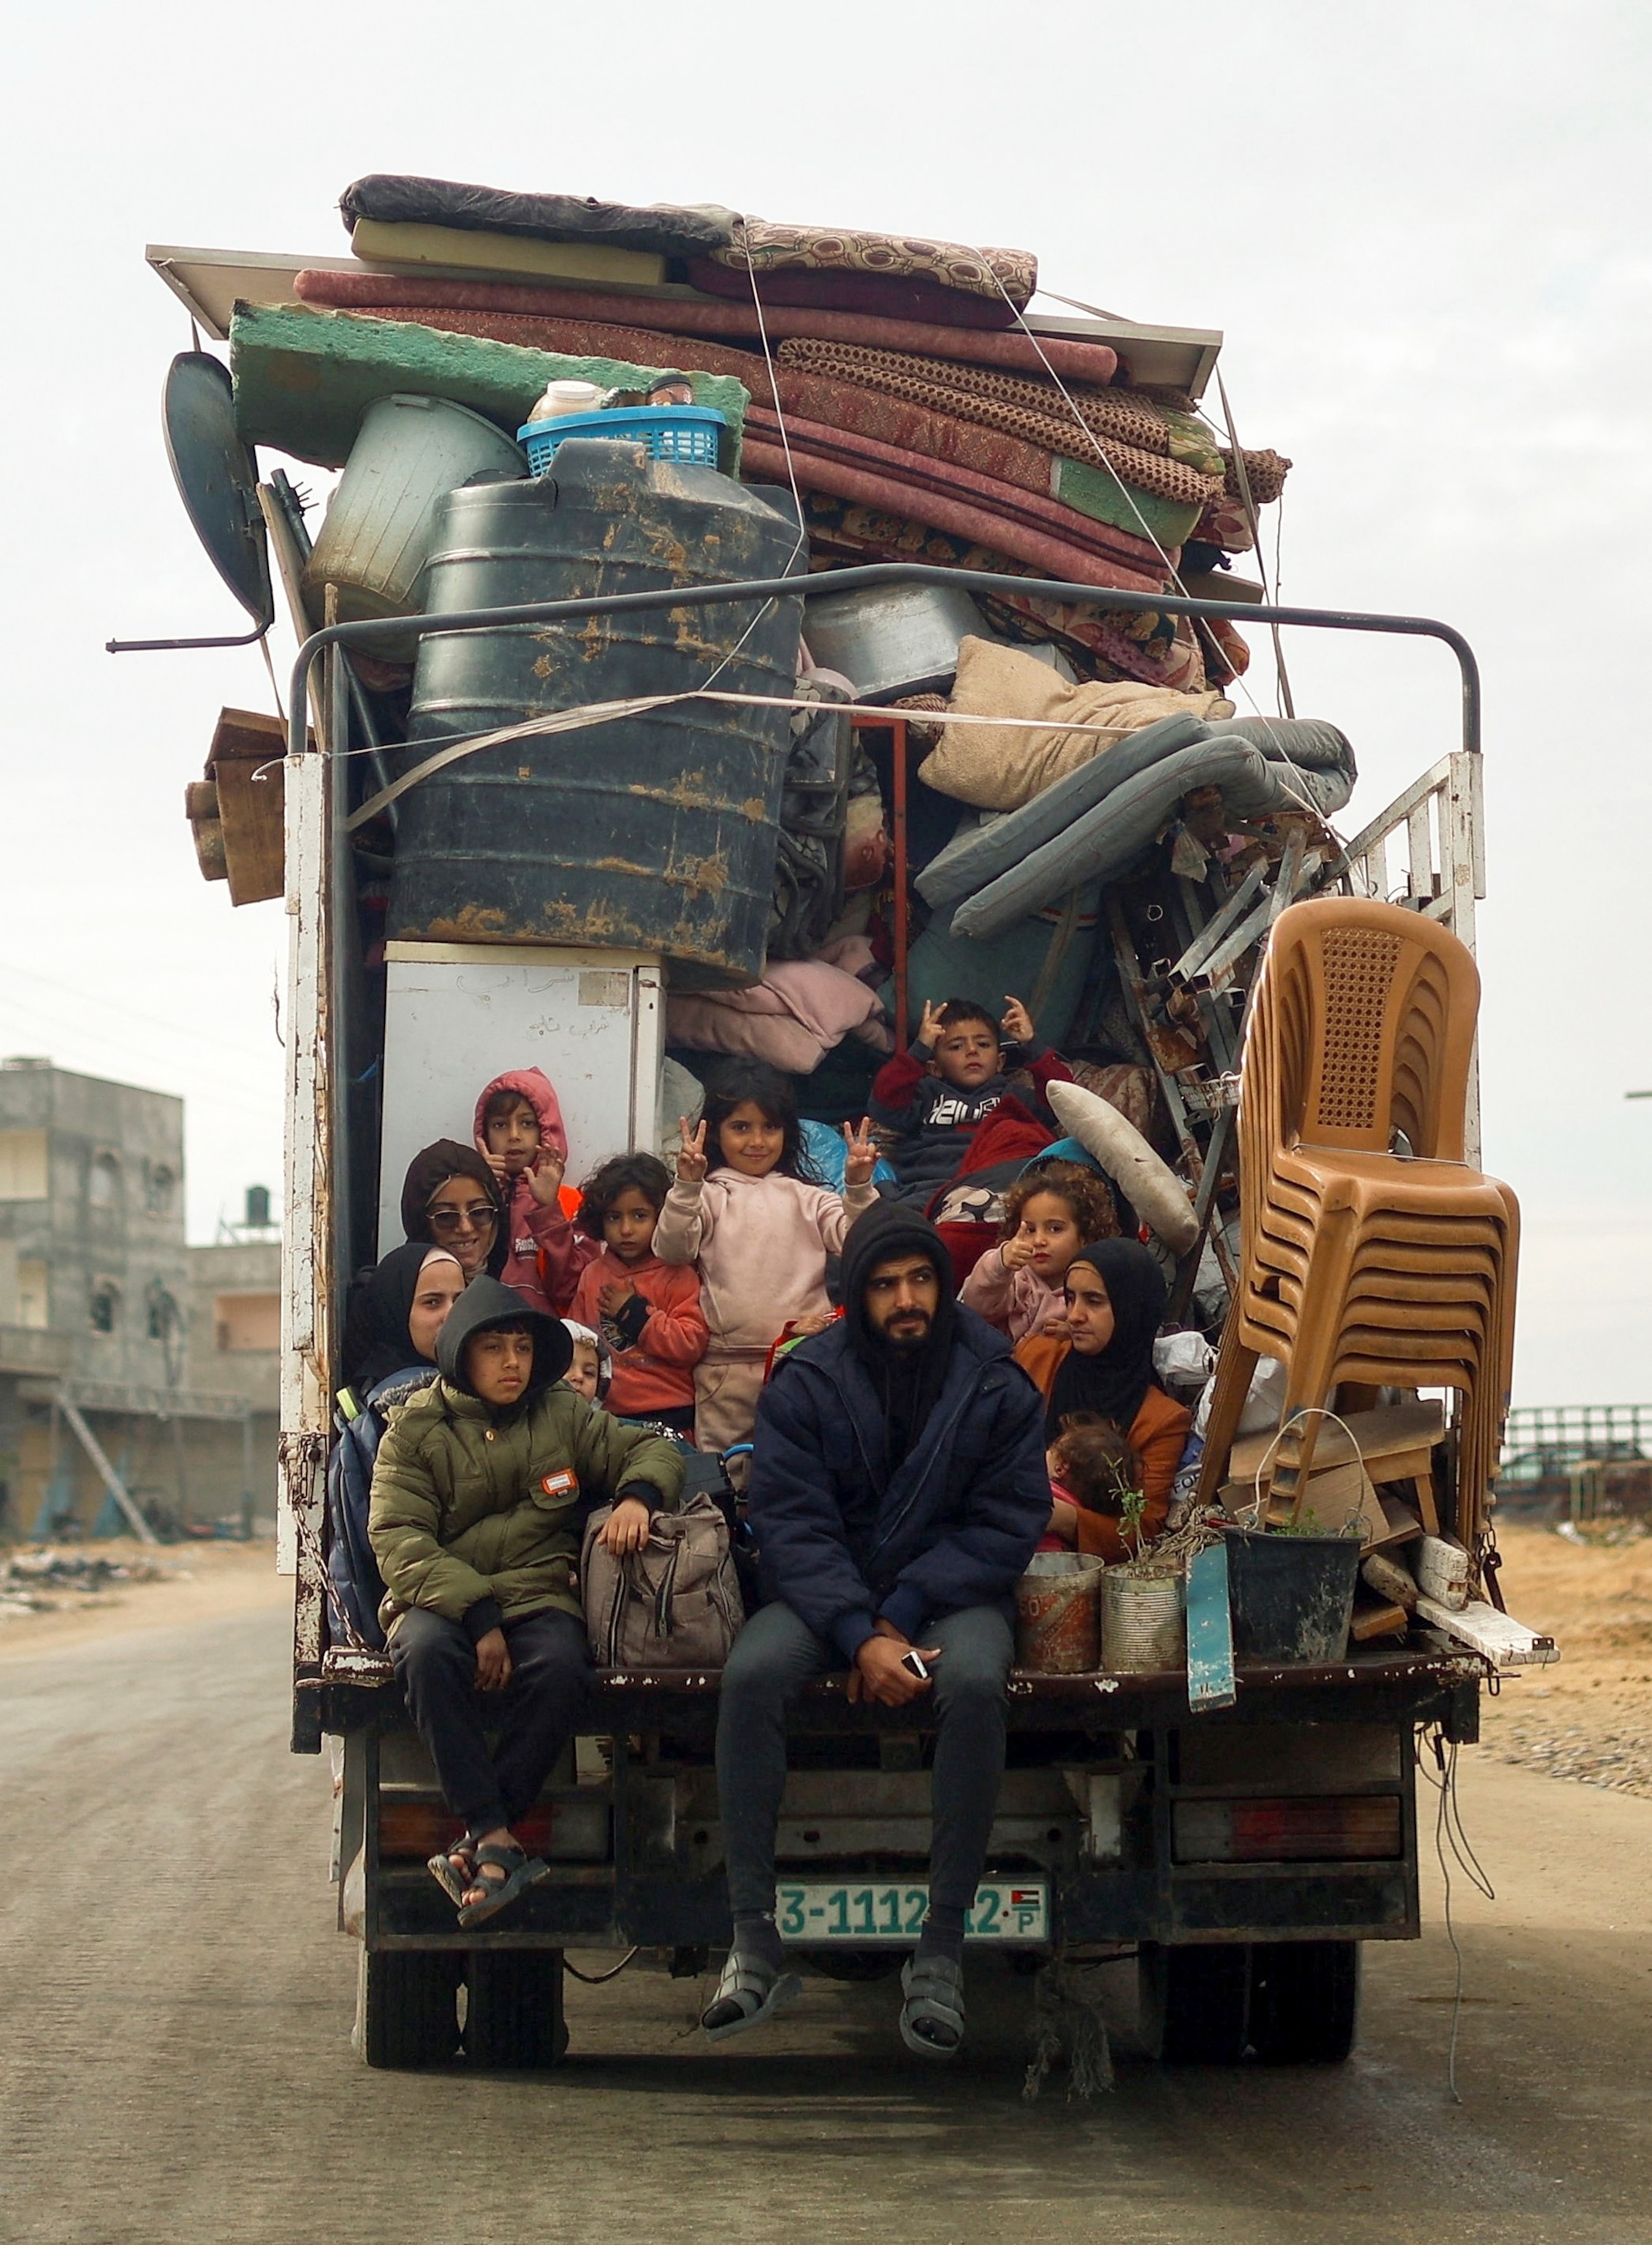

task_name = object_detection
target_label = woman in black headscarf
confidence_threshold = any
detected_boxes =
[400,1140,509,1282]
[328,1242,466,1649]
[1013,1239,1190,1561]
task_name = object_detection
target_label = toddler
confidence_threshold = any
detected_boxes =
[560,1321,612,1405]
[1040,1413,1143,1552]
[473,1069,584,1315]
[655,1059,878,1454]
[960,1161,1117,1342]
[569,1153,709,1435]
[870,995,1073,1207]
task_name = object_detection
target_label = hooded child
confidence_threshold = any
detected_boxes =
[704,1201,1049,2059]
[568,1152,708,1433]
[654,1060,878,1456]
[473,1068,594,1315]
[869,995,1075,1207]
[327,1242,466,1649]
[1014,1239,1190,1560]
[369,1276,685,1924]
[959,1158,1118,1341]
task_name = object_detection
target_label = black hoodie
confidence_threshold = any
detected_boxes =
[840,1201,959,1473]
[434,1275,571,1402]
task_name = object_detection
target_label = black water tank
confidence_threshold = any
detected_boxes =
[389,440,804,984]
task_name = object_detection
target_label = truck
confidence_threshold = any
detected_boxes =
[142,229,1535,2073]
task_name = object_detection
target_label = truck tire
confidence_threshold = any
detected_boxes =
[355,1946,463,2070]
[464,1950,568,2070]
[1136,1942,1251,2064]
[1248,1940,1361,2063]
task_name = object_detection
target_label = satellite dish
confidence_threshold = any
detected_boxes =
[108,352,275,651]
[162,352,274,630]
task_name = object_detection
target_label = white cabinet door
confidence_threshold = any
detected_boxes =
[378,943,663,1256]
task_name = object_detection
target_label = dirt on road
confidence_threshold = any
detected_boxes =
[0,1538,285,1660]
[1477,1519,1652,1797]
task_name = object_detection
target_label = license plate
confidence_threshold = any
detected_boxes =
[774,1880,1048,1943]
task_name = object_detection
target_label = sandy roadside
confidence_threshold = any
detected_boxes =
[1475,1517,1652,1796]
[0,1541,289,1663]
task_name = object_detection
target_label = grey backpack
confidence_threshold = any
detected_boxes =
[579,1492,745,1670]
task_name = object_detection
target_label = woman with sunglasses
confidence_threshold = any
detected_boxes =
[400,1140,509,1282]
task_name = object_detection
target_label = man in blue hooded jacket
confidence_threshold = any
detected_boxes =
[701,1201,1049,2059]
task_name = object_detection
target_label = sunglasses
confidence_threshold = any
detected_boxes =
[427,1201,498,1236]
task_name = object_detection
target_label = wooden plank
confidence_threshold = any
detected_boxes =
[1227,1402,1444,1485]
[208,707,287,906]
[1415,1595,1557,1666]
[1185,1543,1237,1712]
[58,1398,159,1546]
[1351,1601,1409,1641]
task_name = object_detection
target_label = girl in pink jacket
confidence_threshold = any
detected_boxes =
[959,1160,1119,1342]
[654,1062,878,1456]
[472,1068,594,1316]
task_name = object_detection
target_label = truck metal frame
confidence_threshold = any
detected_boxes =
[278,569,1496,2069]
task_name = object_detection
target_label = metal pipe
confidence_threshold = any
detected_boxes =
[327,631,354,1378]
[891,718,910,1046]
[284,565,1484,764]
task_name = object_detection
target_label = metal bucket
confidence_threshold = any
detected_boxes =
[303,393,526,637]
[1223,1529,1360,1665]
[1099,1569,1186,1674]
[1015,1552,1105,1674]
[391,441,805,982]
[802,580,989,702]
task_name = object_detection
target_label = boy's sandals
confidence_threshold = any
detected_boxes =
[455,1842,552,1929]
[900,1953,965,2060]
[700,1948,803,2042]
[427,1835,480,1908]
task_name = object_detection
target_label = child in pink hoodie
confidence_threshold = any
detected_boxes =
[959,1160,1119,1342]
[472,1068,595,1317]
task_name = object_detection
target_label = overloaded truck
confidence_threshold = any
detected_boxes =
[142,183,1553,2070]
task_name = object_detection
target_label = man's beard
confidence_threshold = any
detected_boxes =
[883,1318,932,1351]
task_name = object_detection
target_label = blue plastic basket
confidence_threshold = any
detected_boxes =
[517,404,727,474]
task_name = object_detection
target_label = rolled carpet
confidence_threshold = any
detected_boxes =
[772,338,1219,508]
[739,436,1166,593]
[743,406,1168,581]
[292,269,1121,382]
[767,368,1195,548]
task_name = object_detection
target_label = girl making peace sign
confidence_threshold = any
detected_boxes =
[655,1060,879,1455]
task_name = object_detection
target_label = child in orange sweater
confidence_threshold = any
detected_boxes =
[568,1154,709,1435]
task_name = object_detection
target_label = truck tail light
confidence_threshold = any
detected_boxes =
[378,1801,553,1860]
[1173,1797,1402,1863]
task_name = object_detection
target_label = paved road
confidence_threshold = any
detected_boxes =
[4,1604,1651,2245]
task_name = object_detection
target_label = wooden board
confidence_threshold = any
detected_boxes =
[207,707,288,905]
[1415,1596,1558,1666]
[1185,1543,1236,1712]
[1227,1400,1445,1487]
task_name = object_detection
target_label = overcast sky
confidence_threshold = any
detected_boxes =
[2,1,1647,1405]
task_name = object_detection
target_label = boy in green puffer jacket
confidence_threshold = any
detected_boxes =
[369,1275,685,1926]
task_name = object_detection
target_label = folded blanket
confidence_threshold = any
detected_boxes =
[780,341,1222,471]
[292,270,1119,382]
[919,637,1234,811]
[338,174,736,257]
[666,958,891,1075]
[951,731,1357,941]
[702,220,1036,308]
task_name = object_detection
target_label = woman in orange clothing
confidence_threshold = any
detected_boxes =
[1013,1239,1191,1563]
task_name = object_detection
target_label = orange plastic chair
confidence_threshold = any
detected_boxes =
[1199,897,1518,1535]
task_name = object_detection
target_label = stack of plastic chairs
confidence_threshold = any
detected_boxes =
[1198,897,1518,1538]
